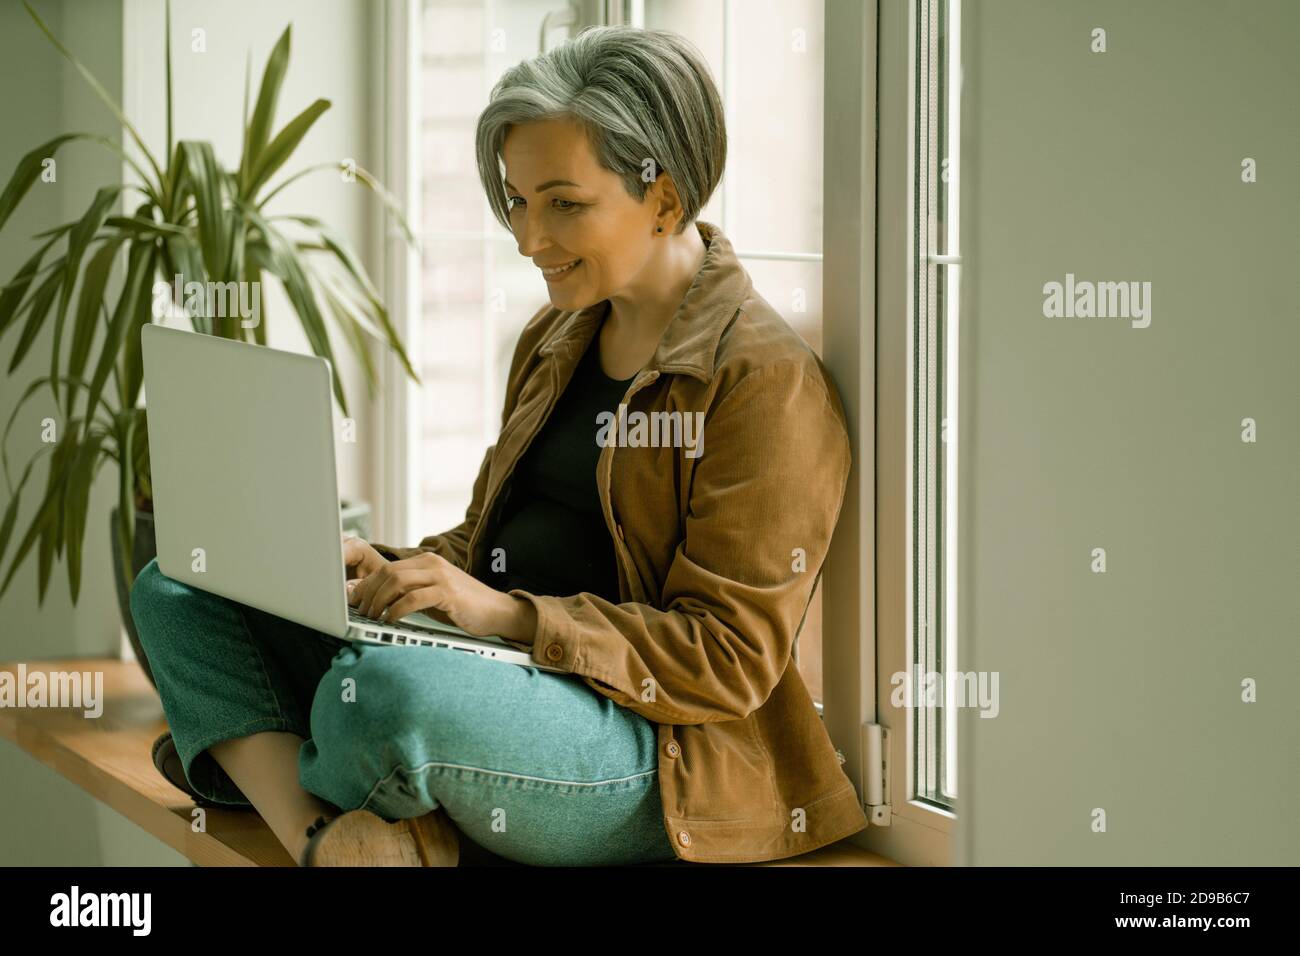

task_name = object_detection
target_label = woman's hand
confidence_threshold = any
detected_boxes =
[342,535,386,581]
[347,551,536,644]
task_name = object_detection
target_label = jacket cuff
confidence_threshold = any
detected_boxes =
[506,589,577,671]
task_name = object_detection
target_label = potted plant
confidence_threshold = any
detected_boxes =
[0,1,420,687]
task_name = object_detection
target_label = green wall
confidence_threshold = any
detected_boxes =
[956,0,1298,864]
[1,0,378,867]
[0,0,186,866]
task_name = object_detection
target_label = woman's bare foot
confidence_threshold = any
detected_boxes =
[207,731,343,864]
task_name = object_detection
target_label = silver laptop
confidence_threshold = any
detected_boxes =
[140,323,560,672]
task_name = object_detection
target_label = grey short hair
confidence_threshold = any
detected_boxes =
[475,25,726,235]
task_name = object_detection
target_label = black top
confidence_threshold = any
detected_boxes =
[480,327,635,602]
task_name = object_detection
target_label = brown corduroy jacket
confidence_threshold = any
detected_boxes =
[371,220,867,863]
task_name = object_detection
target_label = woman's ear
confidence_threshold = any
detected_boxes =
[648,171,686,233]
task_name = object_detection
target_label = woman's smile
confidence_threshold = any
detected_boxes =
[540,258,583,280]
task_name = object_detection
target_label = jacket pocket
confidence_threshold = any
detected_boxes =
[674,719,779,821]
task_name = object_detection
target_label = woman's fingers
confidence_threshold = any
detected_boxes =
[342,535,382,580]
[356,563,440,619]
[342,536,362,579]
[351,563,394,617]
[356,569,397,618]
[384,586,444,624]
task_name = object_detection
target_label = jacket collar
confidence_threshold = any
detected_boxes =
[537,220,752,384]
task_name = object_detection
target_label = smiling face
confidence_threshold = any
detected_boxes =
[502,116,667,310]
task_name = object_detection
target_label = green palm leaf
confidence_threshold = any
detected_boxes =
[115,410,140,591]
[66,234,128,411]
[244,98,330,200]
[83,244,151,430]
[64,430,106,602]
[313,265,377,397]
[0,232,65,340]
[0,134,87,233]
[0,454,45,575]
[122,247,160,408]
[0,453,63,602]
[7,257,65,373]
[285,215,419,383]
[52,186,122,407]
[240,25,292,197]
[34,425,83,603]
[182,141,231,282]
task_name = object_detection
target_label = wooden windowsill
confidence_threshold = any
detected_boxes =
[0,659,898,868]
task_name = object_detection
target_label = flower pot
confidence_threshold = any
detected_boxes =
[110,506,158,689]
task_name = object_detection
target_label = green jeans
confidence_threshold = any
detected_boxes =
[129,557,679,866]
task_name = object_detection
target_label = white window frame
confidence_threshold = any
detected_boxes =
[820,0,877,854]
[374,0,421,547]
[862,0,957,865]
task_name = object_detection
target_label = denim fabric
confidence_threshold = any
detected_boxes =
[129,557,679,866]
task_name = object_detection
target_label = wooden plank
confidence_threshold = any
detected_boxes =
[747,842,901,866]
[0,659,294,866]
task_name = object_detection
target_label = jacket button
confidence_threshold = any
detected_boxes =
[677,830,691,848]
[665,740,680,758]
[545,643,563,662]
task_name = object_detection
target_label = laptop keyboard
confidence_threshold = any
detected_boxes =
[346,605,469,650]
[346,606,536,665]
[347,605,417,630]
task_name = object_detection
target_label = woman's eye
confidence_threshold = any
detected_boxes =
[507,196,579,212]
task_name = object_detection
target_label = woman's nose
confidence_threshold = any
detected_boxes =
[511,207,552,256]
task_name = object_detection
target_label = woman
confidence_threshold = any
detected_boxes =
[131,25,866,867]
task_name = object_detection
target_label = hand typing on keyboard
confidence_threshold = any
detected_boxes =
[346,551,537,646]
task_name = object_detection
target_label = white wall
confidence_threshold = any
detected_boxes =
[125,0,383,508]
